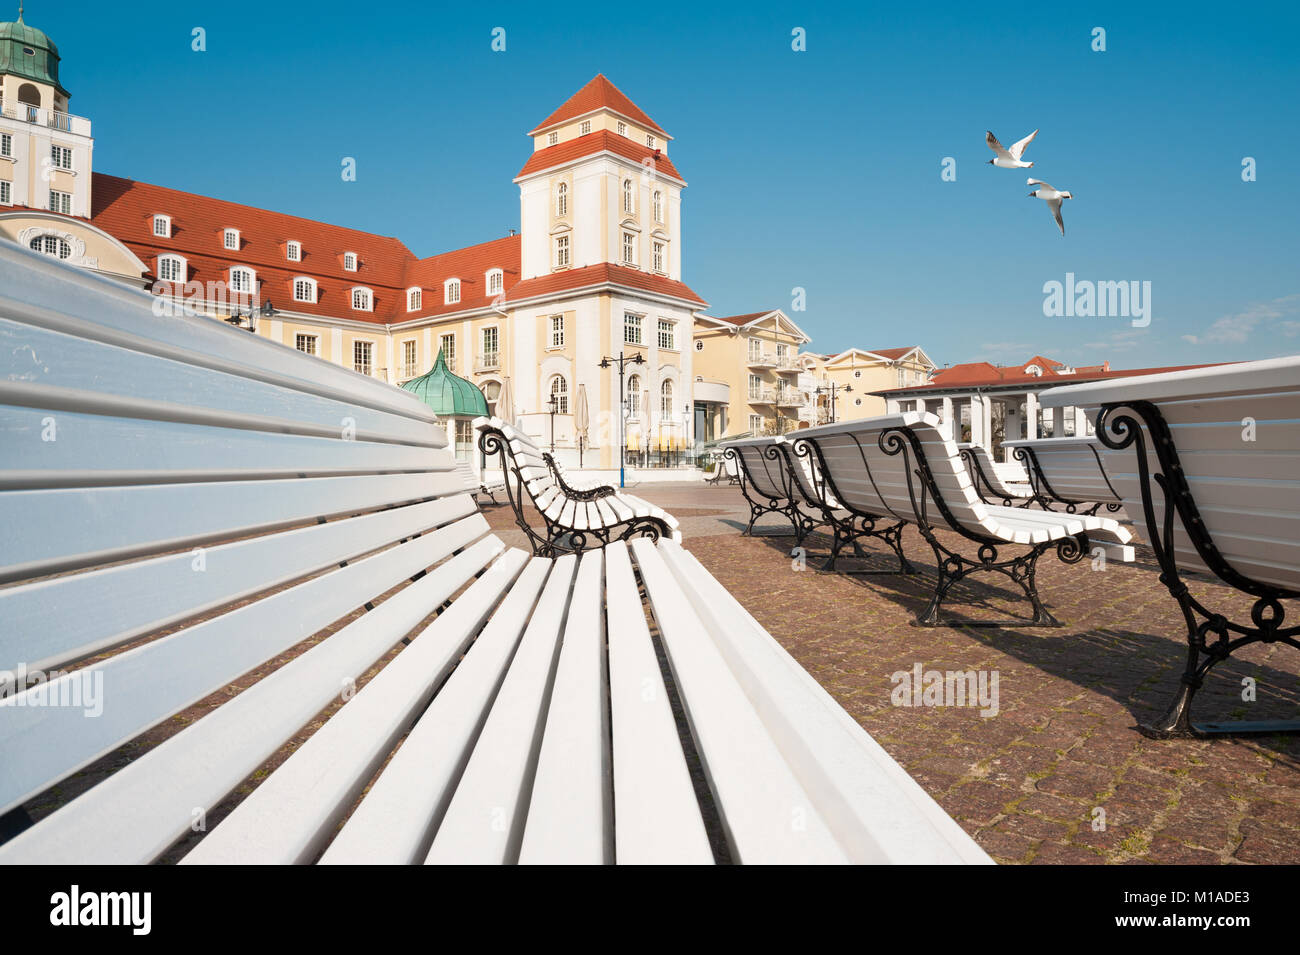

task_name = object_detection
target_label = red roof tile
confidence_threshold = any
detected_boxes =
[89,173,520,324]
[506,263,706,307]
[516,130,683,181]
[529,74,668,137]
[865,347,916,360]
[881,360,1229,394]
[707,311,773,327]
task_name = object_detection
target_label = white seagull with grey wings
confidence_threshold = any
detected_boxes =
[1027,179,1073,236]
[985,128,1038,168]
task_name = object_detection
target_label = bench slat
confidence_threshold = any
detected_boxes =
[425,556,579,864]
[180,548,531,864]
[0,515,493,818]
[604,542,712,864]
[519,550,612,864]
[0,535,506,863]
[1,494,478,673]
[321,556,553,864]
[628,538,846,863]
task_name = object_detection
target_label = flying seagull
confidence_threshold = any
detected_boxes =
[1027,178,1073,236]
[985,129,1038,168]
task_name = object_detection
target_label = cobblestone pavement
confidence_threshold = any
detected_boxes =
[484,481,1300,864]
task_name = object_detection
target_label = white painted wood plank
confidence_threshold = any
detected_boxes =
[0,536,506,864]
[0,514,493,818]
[1,494,477,673]
[652,539,993,865]
[603,542,712,864]
[627,538,846,863]
[322,555,552,864]
[518,550,611,864]
[426,556,578,864]
[0,471,467,583]
[181,548,531,864]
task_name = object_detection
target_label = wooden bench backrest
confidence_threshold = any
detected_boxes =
[474,416,556,499]
[1003,437,1120,503]
[726,439,788,500]
[797,412,990,530]
[1042,359,1300,591]
[0,244,486,819]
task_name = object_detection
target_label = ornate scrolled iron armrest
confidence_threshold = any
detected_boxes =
[543,453,617,501]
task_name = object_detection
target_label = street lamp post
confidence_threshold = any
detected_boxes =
[226,297,275,334]
[815,381,853,423]
[598,351,646,489]
[547,393,558,454]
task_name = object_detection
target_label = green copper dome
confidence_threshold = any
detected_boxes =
[400,348,488,417]
[0,10,66,94]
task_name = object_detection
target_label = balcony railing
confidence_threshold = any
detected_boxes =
[775,389,805,407]
[746,352,776,368]
[0,100,92,136]
[775,356,802,374]
[748,389,776,404]
[475,351,500,372]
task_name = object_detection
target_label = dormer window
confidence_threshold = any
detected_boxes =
[579,120,591,136]
[293,277,317,303]
[286,240,301,262]
[645,134,655,148]
[444,279,461,305]
[547,131,558,146]
[407,287,422,312]
[486,268,503,295]
[343,252,358,272]
[351,287,373,311]
[152,215,171,238]
[229,266,255,294]
[617,121,627,137]
[223,229,240,251]
[157,254,185,283]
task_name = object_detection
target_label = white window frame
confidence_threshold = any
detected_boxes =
[623,312,643,346]
[50,143,72,170]
[157,254,186,283]
[407,286,422,312]
[622,178,634,214]
[627,375,642,417]
[549,314,565,348]
[293,276,317,303]
[646,134,655,148]
[617,121,627,137]
[652,240,665,273]
[295,333,318,355]
[748,373,762,399]
[0,180,10,206]
[152,215,171,238]
[286,240,301,262]
[439,332,457,371]
[554,234,570,269]
[548,375,569,415]
[621,231,635,265]
[486,268,503,295]
[402,339,418,379]
[657,318,676,351]
[547,130,558,146]
[50,190,71,215]
[351,286,373,312]
[660,379,673,417]
[481,326,500,367]
[353,340,374,376]
[652,190,663,223]
[223,228,240,251]
[0,133,11,158]
[229,266,255,294]
[579,119,591,136]
[343,251,358,272]
[555,181,568,217]
[444,278,461,305]
[749,413,763,433]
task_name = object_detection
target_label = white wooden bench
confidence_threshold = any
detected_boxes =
[797,412,1135,627]
[473,416,681,556]
[1042,357,1300,738]
[0,243,992,864]
[454,460,506,505]
[722,437,807,537]
[1001,436,1124,516]
[957,443,1034,507]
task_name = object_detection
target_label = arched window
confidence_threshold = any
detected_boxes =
[29,234,71,259]
[407,287,422,312]
[660,379,674,418]
[157,254,186,283]
[153,215,171,238]
[652,190,662,223]
[549,375,569,415]
[485,268,503,295]
[444,279,461,305]
[627,374,642,417]
[555,181,568,217]
[622,178,633,214]
[293,277,317,303]
[351,287,373,311]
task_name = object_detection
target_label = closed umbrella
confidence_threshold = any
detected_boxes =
[495,376,515,427]
[575,383,589,468]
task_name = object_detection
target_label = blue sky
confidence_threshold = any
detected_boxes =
[36,0,1300,370]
